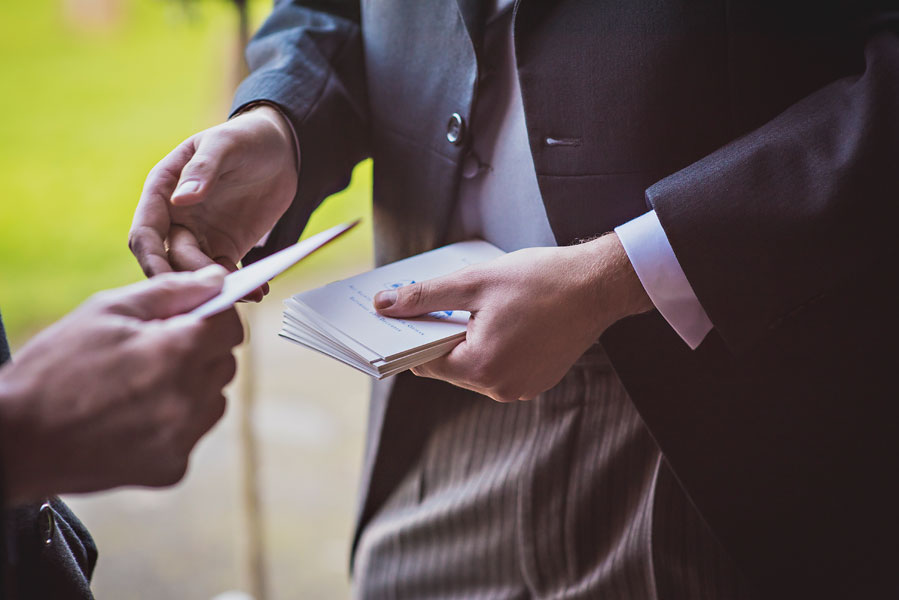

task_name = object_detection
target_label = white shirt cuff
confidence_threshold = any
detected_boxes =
[615,210,713,350]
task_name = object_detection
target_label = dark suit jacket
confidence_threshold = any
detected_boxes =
[234,1,899,597]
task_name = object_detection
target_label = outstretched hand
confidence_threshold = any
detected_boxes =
[0,267,244,504]
[129,105,298,300]
[374,235,653,402]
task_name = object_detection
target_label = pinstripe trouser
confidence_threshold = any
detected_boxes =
[353,347,753,599]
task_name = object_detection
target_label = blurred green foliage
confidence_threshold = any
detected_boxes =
[0,0,372,346]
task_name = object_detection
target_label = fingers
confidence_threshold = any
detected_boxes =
[168,225,223,272]
[167,222,269,302]
[148,329,238,482]
[243,282,269,303]
[129,225,172,278]
[130,140,197,277]
[130,129,236,277]
[374,267,483,318]
[194,392,228,440]
[189,359,233,436]
[170,133,231,207]
[194,308,245,355]
[206,353,239,389]
[99,265,227,321]
[411,340,472,383]
[166,230,265,302]
[411,341,523,403]
[168,391,227,472]
[170,351,237,468]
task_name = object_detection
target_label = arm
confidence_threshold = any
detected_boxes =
[373,234,653,402]
[369,18,899,406]
[648,27,899,352]
[615,20,898,354]
[602,21,899,594]
[615,210,713,349]
[129,1,368,280]
[233,0,369,262]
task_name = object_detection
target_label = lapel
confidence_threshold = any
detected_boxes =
[422,0,486,249]
[456,0,488,57]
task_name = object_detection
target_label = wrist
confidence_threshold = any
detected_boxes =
[236,102,300,173]
[576,233,654,337]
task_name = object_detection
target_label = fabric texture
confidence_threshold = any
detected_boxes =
[354,348,750,599]
[4,499,97,600]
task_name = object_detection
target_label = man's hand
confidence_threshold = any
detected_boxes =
[374,234,653,402]
[129,105,298,300]
[0,266,244,505]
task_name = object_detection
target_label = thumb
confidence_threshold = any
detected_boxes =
[104,265,228,321]
[374,270,481,318]
[170,136,229,206]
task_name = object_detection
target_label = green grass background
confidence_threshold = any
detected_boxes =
[0,0,372,347]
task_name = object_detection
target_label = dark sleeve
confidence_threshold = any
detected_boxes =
[5,499,97,600]
[610,16,899,596]
[646,25,899,353]
[230,0,369,263]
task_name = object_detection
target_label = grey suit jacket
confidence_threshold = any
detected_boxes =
[234,1,899,597]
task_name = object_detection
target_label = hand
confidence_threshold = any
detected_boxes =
[0,266,244,504]
[129,105,298,300]
[373,234,653,402]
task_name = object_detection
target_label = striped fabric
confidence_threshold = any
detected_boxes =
[354,347,753,598]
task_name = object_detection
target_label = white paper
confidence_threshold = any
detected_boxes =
[291,240,505,362]
[190,220,358,319]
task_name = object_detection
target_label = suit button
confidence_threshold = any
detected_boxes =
[38,501,55,546]
[446,112,465,145]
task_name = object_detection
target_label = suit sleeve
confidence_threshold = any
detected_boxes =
[646,26,899,353]
[230,0,369,262]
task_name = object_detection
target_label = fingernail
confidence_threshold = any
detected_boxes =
[174,180,201,197]
[374,290,397,309]
[194,264,227,285]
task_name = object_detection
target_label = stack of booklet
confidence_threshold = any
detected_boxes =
[280,240,505,379]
